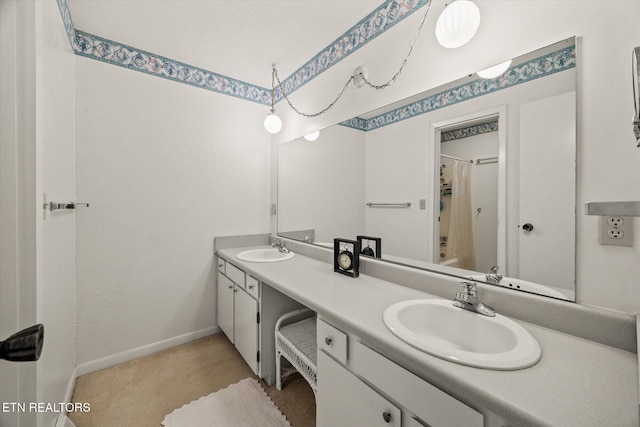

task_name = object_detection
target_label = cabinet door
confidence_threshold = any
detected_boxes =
[217,272,235,343]
[317,351,401,427]
[234,286,259,375]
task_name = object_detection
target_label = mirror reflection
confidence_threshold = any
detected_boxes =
[278,37,576,301]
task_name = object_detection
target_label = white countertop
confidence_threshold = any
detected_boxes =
[218,246,639,426]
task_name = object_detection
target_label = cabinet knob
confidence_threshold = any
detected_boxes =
[522,223,534,232]
[228,285,233,290]
[324,337,332,346]
[382,411,392,423]
[249,285,254,290]
[234,289,238,293]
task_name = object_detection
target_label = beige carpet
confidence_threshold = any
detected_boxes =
[162,378,290,426]
[69,334,315,427]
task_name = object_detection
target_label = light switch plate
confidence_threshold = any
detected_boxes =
[598,216,634,247]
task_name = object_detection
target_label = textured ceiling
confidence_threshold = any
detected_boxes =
[68,0,381,88]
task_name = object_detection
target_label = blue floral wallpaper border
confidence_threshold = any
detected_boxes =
[73,30,273,105]
[341,45,576,132]
[56,0,76,48]
[277,0,430,97]
[56,0,429,105]
[441,120,498,142]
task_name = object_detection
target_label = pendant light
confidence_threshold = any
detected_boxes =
[264,66,282,134]
[435,0,481,49]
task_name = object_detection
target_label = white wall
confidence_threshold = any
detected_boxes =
[278,125,365,244]
[273,1,640,314]
[75,58,272,366]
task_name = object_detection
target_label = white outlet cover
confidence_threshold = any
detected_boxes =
[599,216,634,247]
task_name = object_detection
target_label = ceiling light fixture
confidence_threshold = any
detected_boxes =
[263,1,439,134]
[477,60,512,79]
[435,0,481,49]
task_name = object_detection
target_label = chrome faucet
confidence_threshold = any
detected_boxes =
[453,282,496,317]
[485,265,503,285]
[271,238,290,254]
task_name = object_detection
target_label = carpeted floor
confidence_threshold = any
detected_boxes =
[69,334,316,427]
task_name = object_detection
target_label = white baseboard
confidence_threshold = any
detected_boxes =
[75,326,221,377]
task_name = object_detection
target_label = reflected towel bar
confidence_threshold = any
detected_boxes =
[366,202,411,208]
[476,156,498,165]
[585,201,640,216]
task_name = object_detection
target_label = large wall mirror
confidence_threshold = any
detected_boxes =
[278,37,577,301]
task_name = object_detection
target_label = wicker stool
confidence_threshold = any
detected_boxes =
[275,308,317,397]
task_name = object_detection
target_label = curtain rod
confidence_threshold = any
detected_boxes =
[440,154,473,163]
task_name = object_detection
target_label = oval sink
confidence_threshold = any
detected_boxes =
[383,299,541,370]
[236,248,295,263]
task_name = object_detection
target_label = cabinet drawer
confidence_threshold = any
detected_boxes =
[317,319,348,365]
[217,257,226,274]
[351,341,483,427]
[226,262,245,288]
[246,275,260,299]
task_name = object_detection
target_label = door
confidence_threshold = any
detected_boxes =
[519,92,576,289]
[217,273,235,343]
[234,287,259,374]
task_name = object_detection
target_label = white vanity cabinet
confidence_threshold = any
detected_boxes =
[317,318,484,427]
[216,255,302,385]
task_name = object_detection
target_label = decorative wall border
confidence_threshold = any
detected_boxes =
[340,45,576,132]
[278,0,430,97]
[441,120,499,142]
[73,30,273,105]
[56,0,76,48]
[55,0,429,105]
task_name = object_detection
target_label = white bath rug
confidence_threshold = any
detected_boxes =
[161,377,291,427]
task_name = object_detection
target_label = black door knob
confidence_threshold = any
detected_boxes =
[382,411,392,423]
[522,223,534,232]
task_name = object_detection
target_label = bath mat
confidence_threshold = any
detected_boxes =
[161,377,291,427]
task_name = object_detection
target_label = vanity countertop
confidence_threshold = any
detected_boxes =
[217,246,638,426]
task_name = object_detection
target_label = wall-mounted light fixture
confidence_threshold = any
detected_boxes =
[435,0,481,49]
[304,131,320,141]
[477,60,512,79]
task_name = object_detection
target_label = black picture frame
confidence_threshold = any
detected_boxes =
[333,238,360,278]
[357,235,382,259]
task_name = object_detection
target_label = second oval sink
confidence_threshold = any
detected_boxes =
[383,299,541,370]
[236,248,295,263]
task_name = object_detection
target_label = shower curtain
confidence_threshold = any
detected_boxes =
[448,159,476,271]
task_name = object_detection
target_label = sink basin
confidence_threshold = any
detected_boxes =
[468,275,569,300]
[383,299,541,370]
[236,248,295,263]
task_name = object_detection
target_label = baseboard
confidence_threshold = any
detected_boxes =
[75,326,221,377]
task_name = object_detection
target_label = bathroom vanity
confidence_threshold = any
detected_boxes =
[215,239,638,426]
[216,256,303,385]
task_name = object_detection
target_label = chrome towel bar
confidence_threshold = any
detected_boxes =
[366,202,411,208]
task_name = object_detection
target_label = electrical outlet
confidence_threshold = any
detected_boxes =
[599,216,634,247]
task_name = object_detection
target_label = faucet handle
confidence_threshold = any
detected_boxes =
[489,265,499,274]
[459,281,477,296]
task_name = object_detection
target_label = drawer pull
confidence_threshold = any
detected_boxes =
[382,411,392,423]
[325,337,332,346]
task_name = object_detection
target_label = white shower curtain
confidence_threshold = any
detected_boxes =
[448,159,476,271]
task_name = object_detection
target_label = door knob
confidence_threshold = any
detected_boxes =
[522,223,534,232]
